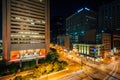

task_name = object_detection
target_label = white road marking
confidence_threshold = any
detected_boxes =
[104,61,119,80]
[104,63,116,80]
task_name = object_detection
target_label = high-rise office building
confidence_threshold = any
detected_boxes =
[98,0,120,33]
[2,0,50,61]
[96,33,111,51]
[57,36,70,49]
[112,34,120,53]
[83,29,96,44]
[66,7,96,46]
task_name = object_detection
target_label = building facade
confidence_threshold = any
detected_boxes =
[96,32,120,54]
[96,33,111,51]
[98,0,120,32]
[73,44,104,59]
[113,34,120,53]
[2,0,50,61]
[83,29,96,44]
[57,36,70,49]
[66,7,96,46]
[0,40,3,61]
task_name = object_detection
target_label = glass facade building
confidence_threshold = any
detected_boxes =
[66,7,96,47]
[98,0,120,32]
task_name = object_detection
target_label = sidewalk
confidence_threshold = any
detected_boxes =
[36,63,81,80]
[0,69,69,80]
[0,70,33,80]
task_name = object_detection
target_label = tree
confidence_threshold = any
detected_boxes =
[39,64,46,74]
[33,68,42,78]
[29,60,36,68]
[46,50,59,62]
[53,61,60,72]
[60,61,68,69]
[8,62,18,74]
[33,63,47,78]
[38,58,45,64]
[22,61,29,71]
[46,63,53,73]
[0,60,7,76]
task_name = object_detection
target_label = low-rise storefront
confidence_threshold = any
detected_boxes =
[73,43,104,62]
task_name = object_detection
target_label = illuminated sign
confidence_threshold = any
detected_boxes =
[10,49,46,61]
[85,7,90,11]
[93,48,97,54]
[77,8,83,13]
[77,7,90,13]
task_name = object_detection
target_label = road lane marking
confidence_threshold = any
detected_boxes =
[109,62,119,80]
[104,62,118,80]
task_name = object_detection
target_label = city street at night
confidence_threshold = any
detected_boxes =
[0,0,120,80]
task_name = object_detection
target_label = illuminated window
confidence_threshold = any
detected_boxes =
[15,17,21,20]
[39,0,43,2]
[42,20,45,24]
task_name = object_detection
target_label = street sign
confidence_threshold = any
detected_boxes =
[93,48,97,54]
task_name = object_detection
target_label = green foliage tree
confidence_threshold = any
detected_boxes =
[46,49,59,62]
[33,68,42,78]
[60,61,68,69]
[38,58,45,64]
[39,64,46,74]
[29,60,36,68]
[0,60,7,76]
[22,60,68,79]
[13,48,68,79]
[8,62,18,74]
[53,61,60,72]
[22,61,29,71]
[0,49,2,53]
[46,63,53,73]
[46,52,53,62]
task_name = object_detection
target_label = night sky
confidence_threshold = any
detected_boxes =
[50,0,114,18]
[0,0,114,39]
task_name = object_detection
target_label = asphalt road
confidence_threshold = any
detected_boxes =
[59,57,120,80]
[1,45,120,80]
[57,47,120,80]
